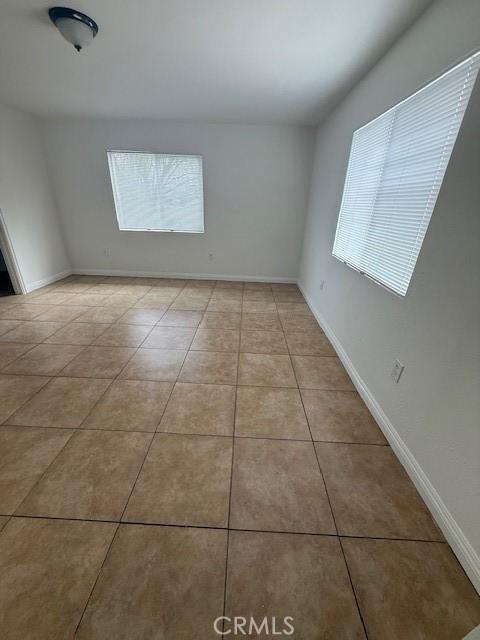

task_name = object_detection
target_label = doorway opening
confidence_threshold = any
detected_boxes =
[0,208,26,296]
[0,247,15,296]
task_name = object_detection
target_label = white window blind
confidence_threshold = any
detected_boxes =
[332,51,480,296]
[107,151,204,233]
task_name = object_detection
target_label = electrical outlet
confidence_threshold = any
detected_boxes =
[208,253,214,261]
[391,359,404,383]
[103,247,110,257]
[319,279,325,291]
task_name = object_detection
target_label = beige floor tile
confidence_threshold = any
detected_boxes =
[241,313,283,331]
[235,386,310,439]
[60,346,136,378]
[179,351,238,384]
[206,299,242,313]
[0,426,72,513]
[0,296,16,307]
[146,285,182,296]
[0,321,65,343]
[8,377,111,429]
[93,323,152,347]
[18,430,151,520]
[0,343,35,369]
[75,307,126,324]
[274,292,305,303]
[315,443,443,540]
[342,538,480,640]
[0,374,50,424]
[120,348,186,381]
[175,286,210,297]
[159,382,235,435]
[276,301,310,315]
[216,280,244,290]
[230,438,335,533]
[124,433,232,526]
[183,288,214,298]
[242,290,274,301]
[0,517,115,640]
[152,279,186,287]
[88,284,125,295]
[103,295,140,309]
[83,380,172,432]
[141,325,195,349]
[285,330,336,356]
[238,353,296,387]
[54,282,95,293]
[157,309,203,327]
[170,297,208,311]
[302,389,387,444]
[117,285,152,296]
[200,312,241,329]
[240,330,288,354]
[271,283,300,292]
[226,531,365,640]
[69,293,111,306]
[0,304,53,321]
[3,343,84,376]
[242,301,277,314]
[44,322,111,345]
[211,288,243,301]
[292,355,355,390]
[30,292,78,306]
[117,308,166,325]
[133,299,171,311]
[0,319,25,336]
[34,305,90,322]
[138,289,178,309]
[187,279,216,288]
[280,314,320,332]
[76,525,226,640]
[191,328,240,352]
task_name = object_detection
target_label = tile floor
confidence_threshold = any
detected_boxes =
[0,275,479,639]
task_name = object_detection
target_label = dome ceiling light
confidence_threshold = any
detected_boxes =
[48,7,98,52]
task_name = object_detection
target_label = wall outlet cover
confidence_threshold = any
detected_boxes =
[391,359,405,383]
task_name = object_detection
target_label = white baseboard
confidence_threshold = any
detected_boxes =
[25,268,73,293]
[298,281,480,595]
[72,268,297,284]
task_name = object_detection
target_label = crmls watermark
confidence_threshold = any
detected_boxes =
[214,616,295,636]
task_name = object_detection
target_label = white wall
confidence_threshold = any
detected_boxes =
[299,0,480,589]
[0,104,70,290]
[41,119,314,281]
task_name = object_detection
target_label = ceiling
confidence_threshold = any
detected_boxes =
[0,0,432,125]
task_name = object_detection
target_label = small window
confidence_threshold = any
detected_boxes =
[107,151,204,233]
[333,51,480,296]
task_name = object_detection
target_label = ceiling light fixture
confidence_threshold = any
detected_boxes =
[48,7,98,52]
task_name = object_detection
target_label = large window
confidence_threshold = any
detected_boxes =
[107,151,204,233]
[332,51,480,296]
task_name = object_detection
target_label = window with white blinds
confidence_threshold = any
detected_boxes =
[107,152,204,233]
[332,51,480,296]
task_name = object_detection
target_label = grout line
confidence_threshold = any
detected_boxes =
[221,329,242,629]
[73,521,121,636]
[0,513,449,544]
[286,327,370,639]
[12,429,77,516]
[0,421,390,446]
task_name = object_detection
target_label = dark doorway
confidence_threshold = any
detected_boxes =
[0,247,15,296]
